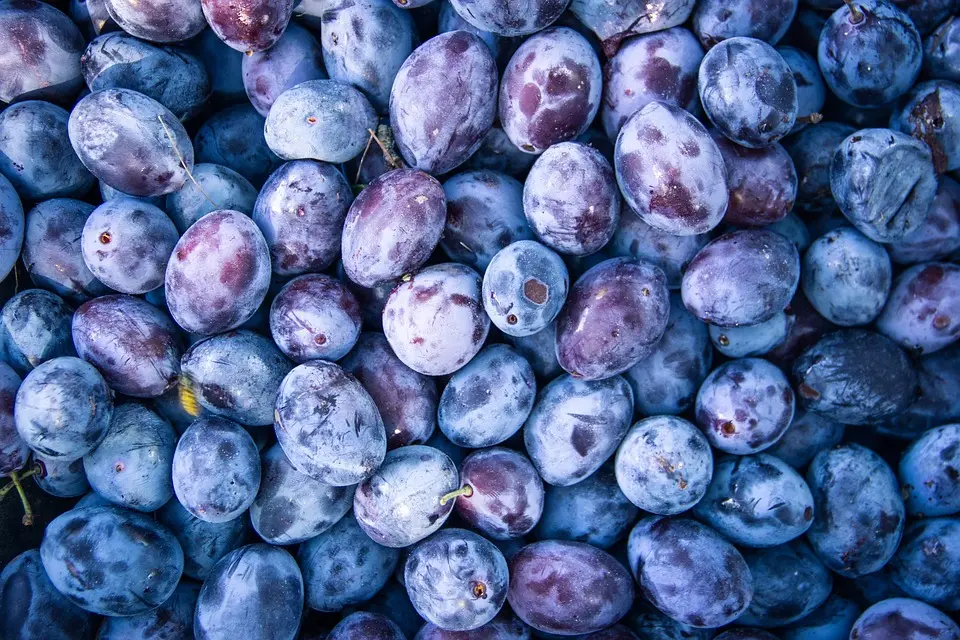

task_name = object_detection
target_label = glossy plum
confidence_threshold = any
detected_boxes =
[103,0,205,42]
[570,0,696,51]
[463,127,537,178]
[447,0,567,37]
[783,121,856,215]
[0,362,24,475]
[328,613,406,640]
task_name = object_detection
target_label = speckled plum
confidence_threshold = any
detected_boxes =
[40,505,183,616]
[353,445,459,548]
[681,229,800,327]
[900,424,960,517]
[167,163,259,233]
[712,133,798,227]
[242,23,326,117]
[523,373,634,486]
[805,444,905,577]
[164,210,271,336]
[269,274,360,363]
[889,518,960,610]
[456,448,544,540]
[15,356,112,461]
[382,263,490,377]
[877,263,960,355]
[390,31,498,175]
[483,241,568,337]
[0,289,75,376]
[615,101,728,235]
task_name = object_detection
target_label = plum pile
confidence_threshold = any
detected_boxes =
[4,0,960,639]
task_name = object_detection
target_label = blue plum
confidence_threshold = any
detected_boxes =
[523,142,619,255]
[694,453,814,547]
[447,0,567,36]
[275,360,386,485]
[406,528,509,630]
[767,212,812,251]
[165,209,271,336]
[483,241,568,337]
[40,505,183,616]
[615,101,728,236]
[627,608,711,640]
[253,159,352,275]
[340,332,438,449]
[556,257,670,380]
[712,133,798,227]
[508,540,634,635]
[382,263,490,376]
[709,310,793,358]
[695,358,795,455]
[818,0,921,107]
[0,0,85,104]
[0,174,21,285]
[891,80,960,174]
[194,104,281,186]
[81,32,210,120]
[341,169,446,287]
[80,197,179,294]
[792,329,918,424]
[682,229,800,327]
[172,415,261,523]
[68,88,193,198]
[805,443,905,577]
[877,263,960,355]
[849,598,960,640]
[319,0,416,113]
[201,0,294,52]
[33,454,89,497]
[0,548,95,640]
[533,464,637,549]
[0,101,93,201]
[264,79,377,164]
[438,0,499,57]
[194,544,304,640]
[698,37,797,147]
[779,46,827,134]
[298,510,400,611]
[524,373,633,486]
[73,294,184,398]
[888,176,960,265]
[801,226,891,326]
[270,274,361,363]
[499,28,602,154]
[737,540,832,628]
[623,296,712,415]
[900,423,960,517]
[22,199,110,303]
[390,31,497,174]
[693,0,797,48]
[505,322,562,381]
[926,17,960,83]
[627,516,753,628]
[103,0,205,42]
[831,129,937,243]
[83,402,176,512]
[0,289,75,376]
[166,163,258,233]
[328,613,406,640]
[440,170,533,272]
[600,28,703,141]
[353,445,459,548]
[0,362,25,475]
[765,409,845,470]
[188,28,246,104]
[15,356,112,461]
[783,121,856,215]
[615,415,712,516]
[156,498,249,580]
[889,518,960,610]
[242,23,326,117]
[462,127,537,178]
[97,580,200,640]
[249,443,353,545]
[438,344,536,448]
[778,595,861,640]
[456,448,544,540]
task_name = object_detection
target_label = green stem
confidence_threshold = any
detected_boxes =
[439,484,474,506]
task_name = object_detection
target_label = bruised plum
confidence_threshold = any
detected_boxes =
[382,263,490,377]
[555,257,670,381]
[508,540,634,635]
[615,101,728,236]
[849,598,960,640]
[500,28,602,154]
[877,263,960,355]
[73,295,184,398]
[340,332,438,449]
[165,210,271,336]
[391,31,498,174]
[483,241,569,337]
[253,159,353,275]
[342,169,446,287]
[274,360,386,486]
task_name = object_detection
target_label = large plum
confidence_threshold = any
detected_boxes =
[849,598,960,640]
[274,360,386,486]
[164,210,271,336]
[555,257,670,381]
[390,31,498,175]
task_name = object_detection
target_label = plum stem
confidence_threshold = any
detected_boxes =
[439,484,474,506]
[354,131,377,184]
[844,0,864,23]
[367,126,405,171]
[157,114,222,210]
[797,113,824,125]
[0,464,42,526]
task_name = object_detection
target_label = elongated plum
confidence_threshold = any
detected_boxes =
[274,360,386,486]
[383,263,490,376]
[165,210,271,336]
[342,169,446,287]
[615,101,728,236]
[201,0,294,52]
[555,257,670,380]
[390,31,498,175]
[508,540,634,635]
